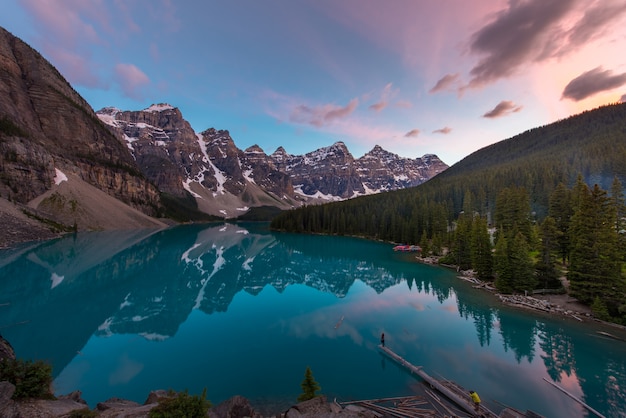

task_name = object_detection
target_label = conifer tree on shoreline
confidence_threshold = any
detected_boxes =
[297,366,321,402]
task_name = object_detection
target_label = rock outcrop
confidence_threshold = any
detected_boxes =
[0,27,161,220]
[0,334,15,360]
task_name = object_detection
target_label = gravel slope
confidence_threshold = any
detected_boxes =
[0,173,169,249]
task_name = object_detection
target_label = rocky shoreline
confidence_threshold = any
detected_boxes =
[421,256,626,336]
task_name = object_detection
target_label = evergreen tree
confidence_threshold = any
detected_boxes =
[419,230,431,256]
[297,366,321,402]
[568,184,622,316]
[494,231,535,293]
[535,216,561,290]
[509,231,537,292]
[570,174,588,213]
[452,213,473,270]
[610,176,626,261]
[494,234,513,292]
[471,215,493,280]
[495,187,532,243]
[548,183,573,263]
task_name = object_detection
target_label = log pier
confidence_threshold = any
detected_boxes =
[379,345,499,417]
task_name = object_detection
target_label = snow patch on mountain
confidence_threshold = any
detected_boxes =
[54,168,67,185]
[208,159,226,196]
[144,103,175,112]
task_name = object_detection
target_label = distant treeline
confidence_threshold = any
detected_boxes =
[271,102,626,324]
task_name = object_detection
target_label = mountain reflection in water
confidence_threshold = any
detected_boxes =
[0,223,625,417]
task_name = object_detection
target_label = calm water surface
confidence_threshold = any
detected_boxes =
[1,223,625,417]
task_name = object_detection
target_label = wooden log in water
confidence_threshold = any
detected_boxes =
[542,378,606,418]
[596,331,626,342]
[379,345,496,417]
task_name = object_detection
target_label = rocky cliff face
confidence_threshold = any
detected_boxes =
[98,106,449,217]
[0,27,161,217]
[97,105,199,199]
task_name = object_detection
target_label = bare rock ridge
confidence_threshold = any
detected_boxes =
[0,24,448,244]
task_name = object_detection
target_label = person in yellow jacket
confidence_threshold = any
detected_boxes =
[469,390,481,413]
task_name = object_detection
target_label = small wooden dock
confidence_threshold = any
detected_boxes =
[379,345,499,417]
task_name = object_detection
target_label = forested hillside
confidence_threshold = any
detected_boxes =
[271,102,626,241]
[271,102,626,324]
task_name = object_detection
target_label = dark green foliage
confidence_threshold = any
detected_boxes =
[591,296,611,322]
[0,358,54,399]
[149,388,211,418]
[568,184,623,316]
[297,366,321,402]
[471,215,493,280]
[452,213,473,270]
[494,234,512,292]
[548,183,573,263]
[535,216,562,290]
[494,187,532,242]
[509,232,537,292]
[494,232,536,293]
[610,176,626,261]
[492,187,536,293]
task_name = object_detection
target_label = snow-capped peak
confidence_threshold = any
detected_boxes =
[144,103,175,113]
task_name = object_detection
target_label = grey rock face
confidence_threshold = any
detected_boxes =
[0,27,161,216]
[0,334,16,360]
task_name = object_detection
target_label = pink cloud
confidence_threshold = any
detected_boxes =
[260,89,410,152]
[44,47,102,88]
[20,0,106,47]
[18,0,150,89]
[621,94,626,103]
[115,63,150,100]
[369,83,395,112]
[369,102,387,112]
[433,127,452,134]
[466,0,626,89]
[290,99,359,127]
[482,101,523,118]
[562,67,626,101]
[430,73,460,93]
[405,129,420,138]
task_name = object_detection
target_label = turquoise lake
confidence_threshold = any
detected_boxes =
[1,222,625,417]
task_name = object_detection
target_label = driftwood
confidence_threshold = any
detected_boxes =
[341,396,439,417]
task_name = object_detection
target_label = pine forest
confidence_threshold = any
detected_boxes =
[271,102,626,324]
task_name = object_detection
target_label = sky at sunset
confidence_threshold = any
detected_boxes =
[2,0,626,165]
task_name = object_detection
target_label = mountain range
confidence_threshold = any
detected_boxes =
[96,104,447,219]
[0,25,446,244]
